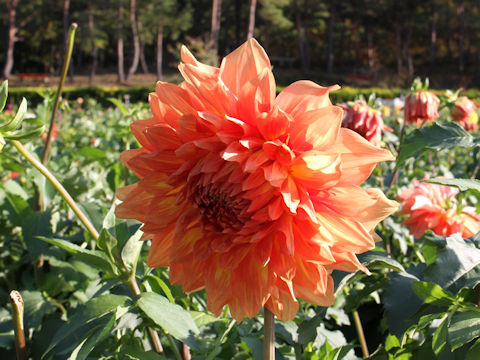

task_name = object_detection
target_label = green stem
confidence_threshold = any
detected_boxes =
[9,291,28,360]
[41,23,77,164]
[263,307,275,360]
[11,140,99,240]
[352,309,369,359]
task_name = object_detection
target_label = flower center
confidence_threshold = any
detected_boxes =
[191,183,250,233]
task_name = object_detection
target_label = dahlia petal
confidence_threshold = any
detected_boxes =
[221,141,250,163]
[142,123,182,151]
[275,80,340,118]
[281,176,300,214]
[243,150,270,173]
[219,38,271,96]
[170,262,205,293]
[291,152,341,190]
[237,67,276,121]
[290,106,343,151]
[268,196,285,220]
[146,231,174,267]
[263,161,288,187]
[257,106,291,140]
[130,117,158,150]
[265,287,299,321]
[331,128,395,185]
[152,82,198,127]
[170,226,203,264]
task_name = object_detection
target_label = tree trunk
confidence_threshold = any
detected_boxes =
[367,30,374,73]
[137,20,149,74]
[457,0,465,74]
[405,18,414,80]
[126,0,140,80]
[117,0,125,83]
[326,0,336,73]
[395,25,403,75]
[88,1,98,84]
[247,0,256,40]
[156,25,163,80]
[211,0,222,56]
[3,0,19,79]
[294,0,307,72]
[430,0,437,75]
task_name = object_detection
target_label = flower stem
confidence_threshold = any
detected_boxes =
[41,22,77,164]
[11,140,99,240]
[263,307,275,360]
[352,309,369,358]
[9,291,27,360]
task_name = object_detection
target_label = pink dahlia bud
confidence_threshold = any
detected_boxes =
[341,99,389,147]
[404,90,440,126]
[451,96,478,131]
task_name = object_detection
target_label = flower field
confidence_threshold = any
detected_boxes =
[2,41,480,360]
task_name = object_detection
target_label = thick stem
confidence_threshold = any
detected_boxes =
[11,140,100,240]
[10,291,27,360]
[263,307,275,360]
[41,23,77,164]
[352,310,369,358]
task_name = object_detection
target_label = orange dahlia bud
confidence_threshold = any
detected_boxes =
[116,39,398,321]
[404,90,440,126]
[340,99,390,147]
[451,96,478,131]
[398,179,480,239]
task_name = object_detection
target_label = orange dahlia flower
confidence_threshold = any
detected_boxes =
[340,99,390,147]
[116,39,398,321]
[404,90,440,126]
[451,96,478,131]
[398,179,480,239]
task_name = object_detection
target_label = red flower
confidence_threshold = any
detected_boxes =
[451,96,478,131]
[398,179,480,238]
[340,99,390,147]
[116,39,398,321]
[404,90,440,126]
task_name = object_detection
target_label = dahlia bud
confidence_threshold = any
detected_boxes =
[404,90,440,126]
[451,96,478,131]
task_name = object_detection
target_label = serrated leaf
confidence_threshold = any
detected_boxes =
[427,178,480,193]
[397,122,478,166]
[137,292,199,350]
[411,281,456,306]
[97,228,119,265]
[0,80,7,112]
[448,310,480,351]
[0,97,26,132]
[37,237,117,275]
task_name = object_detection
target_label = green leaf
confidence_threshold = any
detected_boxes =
[466,338,480,360]
[424,234,480,290]
[4,125,45,140]
[359,251,405,272]
[146,274,175,303]
[69,313,116,360]
[21,290,57,331]
[397,122,478,166]
[77,146,107,161]
[0,97,26,132]
[427,178,480,193]
[0,80,7,112]
[22,211,52,259]
[411,281,456,306]
[385,334,401,351]
[188,311,223,328]
[448,310,480,351]
[432,315,449,355]
[120,228,143,271]
[108,97,129,115]
[137,292,199,350]
[37,237,117,275]
[42,294,130,358]
[97,229,119,266]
